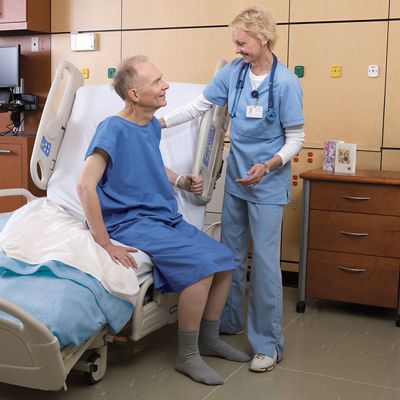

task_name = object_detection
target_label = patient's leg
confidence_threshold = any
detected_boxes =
[199,271,250,362]
[176,275,224,385]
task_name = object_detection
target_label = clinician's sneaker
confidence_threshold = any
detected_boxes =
[220,329,245,335]
[249,351,278,372]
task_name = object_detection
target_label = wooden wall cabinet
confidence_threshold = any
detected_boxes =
[297,168,400,326]
[0,136,44,212]
[0,0,50,32]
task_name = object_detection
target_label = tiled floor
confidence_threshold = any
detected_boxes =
[1,287,400,400]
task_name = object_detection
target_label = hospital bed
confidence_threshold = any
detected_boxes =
[0,60,228,391]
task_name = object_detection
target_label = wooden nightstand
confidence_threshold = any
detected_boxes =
[0,135,44,212]
[297,168,400,326]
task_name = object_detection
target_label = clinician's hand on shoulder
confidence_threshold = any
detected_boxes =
[177,174,204,194]
[102,242,138,270]
[158,117,166,128]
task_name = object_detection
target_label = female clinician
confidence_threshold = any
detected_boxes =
[159,5,304,372]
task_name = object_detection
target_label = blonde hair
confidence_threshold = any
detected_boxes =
[230,6,278,51]
[113,55,148,101]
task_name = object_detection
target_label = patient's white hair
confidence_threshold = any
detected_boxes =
[113,55,148,101]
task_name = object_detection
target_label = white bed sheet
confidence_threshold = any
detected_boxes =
[0,198,148,305]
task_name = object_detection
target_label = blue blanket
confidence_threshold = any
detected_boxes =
[0,213,133,347]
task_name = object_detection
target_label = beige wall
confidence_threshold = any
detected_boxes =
[289,22,387,151]
[50,0,400,271]
[51,0,121,32]
[390,0,400,18]
[383,22,400,148]
[290,0,389,22]
[122,0,289,28]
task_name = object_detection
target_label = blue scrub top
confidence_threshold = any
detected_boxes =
[203,57,304,205]
[85,116,182,230]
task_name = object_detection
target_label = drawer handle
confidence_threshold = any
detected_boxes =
[0,149,12,154]
[338,266,367,273]
[341,195,370,201]
[340,230,369,237]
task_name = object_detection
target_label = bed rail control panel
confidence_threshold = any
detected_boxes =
[40,136,51,157]
[192,59,229,204]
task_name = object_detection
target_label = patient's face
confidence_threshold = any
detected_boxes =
[135,61,169,111]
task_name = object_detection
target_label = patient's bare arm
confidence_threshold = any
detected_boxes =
[165,167,204,194]
[77,150,138,269]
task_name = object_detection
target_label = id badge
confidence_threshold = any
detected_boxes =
[246,105,263,119]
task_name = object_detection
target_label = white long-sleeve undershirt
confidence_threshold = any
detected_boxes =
[163,94,304,166]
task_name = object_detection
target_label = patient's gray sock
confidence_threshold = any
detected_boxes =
[199,319,250,362]
[175,330,224,385]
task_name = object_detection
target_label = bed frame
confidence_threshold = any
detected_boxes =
[0,61,228,390]
[0,60,228,391]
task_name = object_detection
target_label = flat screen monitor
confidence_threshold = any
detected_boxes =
[0,44,20,104]
[0,44,21,89]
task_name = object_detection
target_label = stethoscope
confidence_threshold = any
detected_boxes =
[229,53,278,122]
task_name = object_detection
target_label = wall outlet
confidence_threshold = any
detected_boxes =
[107,67,116,79]
[330,65,341,78]
[81,68,90,79]
[368,64,379,78]
[294,65,304,78]
[31,37,39,52]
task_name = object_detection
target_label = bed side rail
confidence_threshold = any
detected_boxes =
[30,60,84,190]
[192,59,229,204]
[0,298,67,390]
[0,188,38,202]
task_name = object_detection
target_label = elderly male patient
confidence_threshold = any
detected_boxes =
[77,55,249,385]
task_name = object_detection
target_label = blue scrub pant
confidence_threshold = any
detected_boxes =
[220,191,284,359]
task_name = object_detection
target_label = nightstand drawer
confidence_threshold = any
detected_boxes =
[307,249,399,308]
[309,210,400,258]
[310,181,400,216]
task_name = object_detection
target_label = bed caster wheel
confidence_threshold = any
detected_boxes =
[296,301,306,313]
[396,316,400,327]
[85,353,105,385]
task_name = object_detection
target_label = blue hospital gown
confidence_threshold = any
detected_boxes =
[85,116,234,292]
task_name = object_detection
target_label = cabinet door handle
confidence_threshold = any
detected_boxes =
[339,230,369,237]
[338,266,367,273]
[0,149,13,154]
[341,195,370,201]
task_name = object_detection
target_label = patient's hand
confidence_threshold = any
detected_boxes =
[103,243,138,270]
[178,175,204,194]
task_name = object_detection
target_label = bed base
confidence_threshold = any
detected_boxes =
[0,58,226,390]
[0,276,178,390]
[0,189,178,390]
